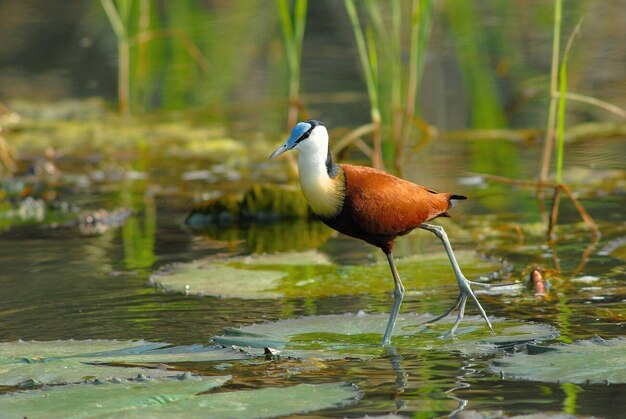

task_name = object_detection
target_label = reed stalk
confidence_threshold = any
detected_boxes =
[344,0,383,169]
[277,0,308,129]
[397,0,432,170]
[344,0,431,170]
[539,0,561,184]
[555,19,582,184]
[101,0,130,115]
[0,104,17,174]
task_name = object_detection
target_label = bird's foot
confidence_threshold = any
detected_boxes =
[466,279,519,289]
[423,278,495,337]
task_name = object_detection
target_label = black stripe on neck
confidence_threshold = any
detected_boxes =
[326,148,339,178]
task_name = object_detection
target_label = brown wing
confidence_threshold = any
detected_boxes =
[340,164,452,237]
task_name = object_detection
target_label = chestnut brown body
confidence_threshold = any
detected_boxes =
[321,164,465,254]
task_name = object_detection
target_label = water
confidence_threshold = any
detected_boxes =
[1,0,626,417]
[1,136,624,416]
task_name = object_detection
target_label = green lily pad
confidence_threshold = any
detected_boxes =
[0,379,357,418]
[0,340,162,362]
[0,340,247,386]
[0,374,229,418]
[151,250,502,300]
[151,262,287,299]
[213,312,558,360]
[237,250,332,266]
[490,336,626,384]
[138,382,358,418]
[0,360,175,387]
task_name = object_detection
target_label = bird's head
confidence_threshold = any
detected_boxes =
[269,120,328,159]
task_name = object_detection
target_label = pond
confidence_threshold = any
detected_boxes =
[0,0,625,417]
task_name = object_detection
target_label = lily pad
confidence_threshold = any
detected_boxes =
[0,340,247,386]
[213,312,558,360]
[0,360,175,387]
[151,262,287,299]
[489,336,626,384]
[0,374,229,418]
[151,250,502,300]
[0,379,357,418]
[138,382,359,418]
[237,250,332,266]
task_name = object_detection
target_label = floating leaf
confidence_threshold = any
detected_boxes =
[0,374,229,417]
[237,250,332,266]
[0,360,174,387]
[84,344,249,364]
[151,250,501,300]
[138,382,358,417]
[0,379,357,418]
[0,340,247,386]
[151,262,287,299]
[0,340,162,363]
[213,312,558,360]
[490,336,626,384]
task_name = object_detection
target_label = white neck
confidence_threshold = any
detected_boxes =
[294,127,343,218]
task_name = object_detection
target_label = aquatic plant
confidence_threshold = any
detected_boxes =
[100,0,209,114]
[186,184,315,225]
[0,104,17,174]
[100,0,131,114]
[277,0,308,129]
[539,2,599,239]
[0,340,357,416]
[342,0,433,171]
[476,0,625,240]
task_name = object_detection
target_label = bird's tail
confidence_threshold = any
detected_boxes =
[448,194,467,208]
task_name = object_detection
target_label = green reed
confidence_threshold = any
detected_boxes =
[101,0,131,114]
[342,0,432,171]
[541,0,598,239]
[277,0,308,129]
[101,0,214,114]
[555,18,582,184]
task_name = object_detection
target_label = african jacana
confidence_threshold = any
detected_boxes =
[270,120,495,345]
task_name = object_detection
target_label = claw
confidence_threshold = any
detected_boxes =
[419,223,497,337]
[423,280,495,336]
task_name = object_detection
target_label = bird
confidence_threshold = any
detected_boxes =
[270,120,495,345]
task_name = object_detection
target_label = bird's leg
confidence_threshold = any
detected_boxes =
[419,223,495,335]
[382,252,405,346]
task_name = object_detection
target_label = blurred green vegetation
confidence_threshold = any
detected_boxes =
[0,0,624,234]
[99,0,275,116]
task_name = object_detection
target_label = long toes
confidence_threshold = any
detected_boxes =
[466,280,493,288]
[426,280,496,337]
[421,293,462,325]
[468,280,520,289]
[466,288,495,333]
[440,330,454,339]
